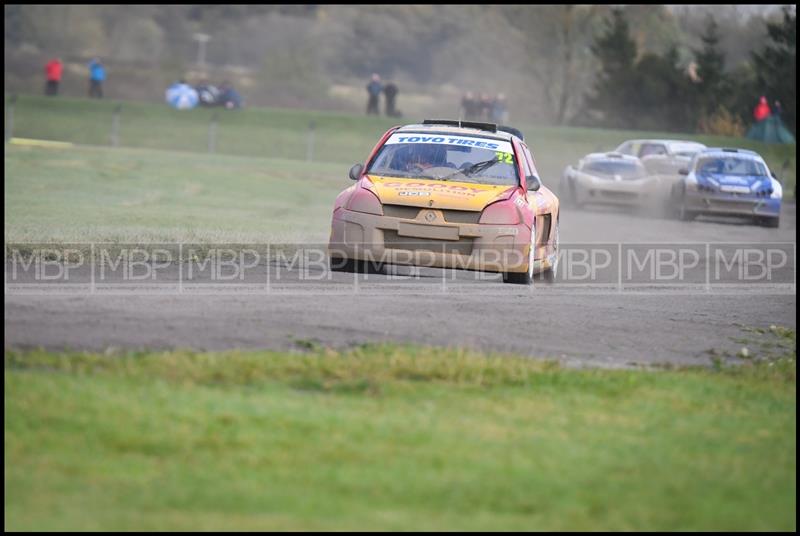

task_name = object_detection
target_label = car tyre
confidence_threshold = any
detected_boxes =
[503,226,536,285]
[678,204,696,221]
[535,221,558,284]
[329,257,385,274]
[675,187,695,221]
[758,216,780,228]
[330,256,358,273]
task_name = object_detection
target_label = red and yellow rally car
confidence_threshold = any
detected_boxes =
[328,120,560,284]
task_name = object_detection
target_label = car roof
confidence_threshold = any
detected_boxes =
[702,147,759,155]
[622,138,705,146]
[396,123,519,142]
[583,152,642,163]
[699,147,764,160]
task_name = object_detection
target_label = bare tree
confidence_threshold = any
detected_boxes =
[503,5,599,124]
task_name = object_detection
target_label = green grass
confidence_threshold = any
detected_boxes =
[5,342,796,531]
[5,122,796,246]
[6,94,796,195]
[6,95,398,166]
[5,144,345,244]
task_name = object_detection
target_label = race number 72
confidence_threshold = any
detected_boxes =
[495,151,513,164]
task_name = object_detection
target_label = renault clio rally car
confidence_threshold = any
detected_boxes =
[328,120,560,284]
[672,147,783,227]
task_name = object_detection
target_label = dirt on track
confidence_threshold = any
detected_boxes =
[5,205,796,368]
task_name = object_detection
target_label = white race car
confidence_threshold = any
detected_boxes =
[560,152,666,210]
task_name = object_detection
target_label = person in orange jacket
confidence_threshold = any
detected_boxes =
[753,95,771,122]
[44,58,63,96]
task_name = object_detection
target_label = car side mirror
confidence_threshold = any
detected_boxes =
[678,168,689,176]
[349,163,364,181]
[526,175,541,192]
[770,170,779,181]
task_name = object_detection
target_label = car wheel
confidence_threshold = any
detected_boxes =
[330,256,358,273]
[758,216,780,228]
[535,221,558,284]
[675,188,695,221]
[329,257,384,274]
[503,226,535,285]
[678,204,696,221]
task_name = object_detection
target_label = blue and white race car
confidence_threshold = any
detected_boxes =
[672,148,782,227]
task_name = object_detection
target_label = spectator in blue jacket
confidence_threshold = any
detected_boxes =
[219,81,243,109]
[88,58,106,99]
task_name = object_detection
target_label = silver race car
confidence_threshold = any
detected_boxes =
[615,139,707,175]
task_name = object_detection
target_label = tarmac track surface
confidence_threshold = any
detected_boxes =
[5,205,797,368]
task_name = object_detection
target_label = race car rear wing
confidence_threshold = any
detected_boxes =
[497,125,524,141]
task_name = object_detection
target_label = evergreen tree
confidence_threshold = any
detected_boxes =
[634,46,695,131]
[693,15,730,119]
[584,8,638,128]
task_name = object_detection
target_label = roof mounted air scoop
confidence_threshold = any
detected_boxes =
[422,119,498,133]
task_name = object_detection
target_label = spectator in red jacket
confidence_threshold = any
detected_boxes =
[45,58,63,96]
[753,95,771,122]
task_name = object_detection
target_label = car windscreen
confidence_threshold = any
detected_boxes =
[697,157,768,176]
[367,133,519,186]
[583,159,646,179]
[638,143,668,157]
[668,142,705,157]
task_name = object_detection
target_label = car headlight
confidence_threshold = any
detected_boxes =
[347,187,383,215]
[771,181,783,199]
[479,200,520,225]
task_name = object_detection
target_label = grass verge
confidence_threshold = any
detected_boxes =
[5,342,796,531]
[5,94,796,195]
[5,144,344,244]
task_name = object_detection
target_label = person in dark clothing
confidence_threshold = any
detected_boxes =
[383,81,399,117]
[479,93,492,121]
[773,100,783,119]
[218,80,243,109]
[490,93,508,124]
[366,73,382,115]
[461,91,480,120]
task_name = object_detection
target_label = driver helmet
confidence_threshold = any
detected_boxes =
[407,143,447,169]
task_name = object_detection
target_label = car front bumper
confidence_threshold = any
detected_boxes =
[574,176,662,206]
[683,191,781,218]
[328,208,547,274]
